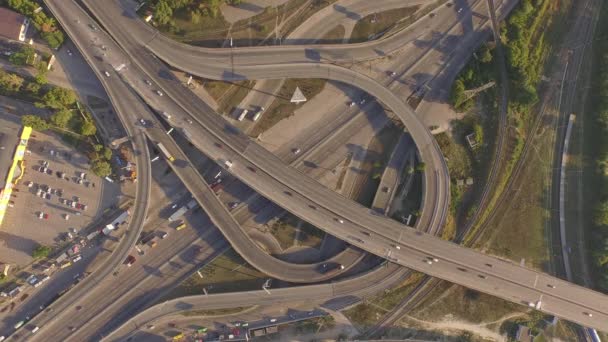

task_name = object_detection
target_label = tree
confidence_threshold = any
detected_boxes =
[450,79,467,110]
[9,45,36,66]
[91,159,112,177]
[416,162,426,172]
[190,10,202,24]
[154,0,173,25]
[25,81,41,95]
[0,70,25,92]
[80,120,97,136]
[22,114,49,131]
[32,245,52,259]
[594,200,608,226]
[94,144,104,152]
[479,44,493,63]
[40,87,76,109]
[50,109,73,128]
[103,147,113,160]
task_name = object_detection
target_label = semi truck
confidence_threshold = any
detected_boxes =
[157,143,175,162]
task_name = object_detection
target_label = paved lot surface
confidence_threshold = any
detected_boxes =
[0,122,121,266]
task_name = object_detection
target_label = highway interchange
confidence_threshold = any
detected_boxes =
[5,0,608,339]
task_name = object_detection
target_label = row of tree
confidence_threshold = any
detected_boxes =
[0,65,111,178]
[4,0,65,48]
[450,0,551,116]
[588,3,608,291]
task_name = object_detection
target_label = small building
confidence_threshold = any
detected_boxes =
[466,132,478,148]
[465,177,474,185]
[250,328,266,337]
[0,8,30,42]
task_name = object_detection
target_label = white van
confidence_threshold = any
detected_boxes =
[31,326,40,333]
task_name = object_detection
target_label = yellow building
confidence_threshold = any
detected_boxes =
[0,126,32,227]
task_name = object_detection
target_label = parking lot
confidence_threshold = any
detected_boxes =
[0,126,121,266]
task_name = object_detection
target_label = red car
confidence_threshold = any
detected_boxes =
[124,255,136,267]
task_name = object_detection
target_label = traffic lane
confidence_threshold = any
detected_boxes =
[140,0,490,65]
[24,210,228,342]
[76,0,447,244]
[107,263,407,340]
[58,231,228,342]
[58,0,608,328]
[82,0,608,330]
[0,244,99,332]
[146,127,355,282]
[12,1,154,339]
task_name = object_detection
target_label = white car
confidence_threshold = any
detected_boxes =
[104,71,110,77]
[156,90,163,96]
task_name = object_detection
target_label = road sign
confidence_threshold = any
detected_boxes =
[290,86,307,103]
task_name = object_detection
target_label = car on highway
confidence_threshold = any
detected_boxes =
[104,71,110,77]
[124,255,136,267]
[229,202,239,210]
[335,218,344,224]
[292,148,301,155]
[156,90,163,96]
[160,231,168,239]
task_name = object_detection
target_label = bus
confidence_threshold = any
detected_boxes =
[157,143,175,162]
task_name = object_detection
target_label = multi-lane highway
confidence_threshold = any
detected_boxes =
[71,0,608,330]
[106,262,409,341]
[4,1,603,340]
[28,0,607,332]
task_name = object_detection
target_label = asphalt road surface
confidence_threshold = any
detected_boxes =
[41,0,608,331]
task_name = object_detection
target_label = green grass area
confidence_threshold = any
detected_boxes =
[319,24,345,43]
[478,118,553,269]
[165,248,267,299]
[293,315,335,334]
[277,0,337,41]
[410,283,526,324]
[250,78,327,136]
[152,0,324,47]
[454,0,573,249]
[343,272,425,330]
[270,216,297,250]
[349,6,420,43]
[202,79,256,115]
[297,221,324,249]
[180,307,250,317]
